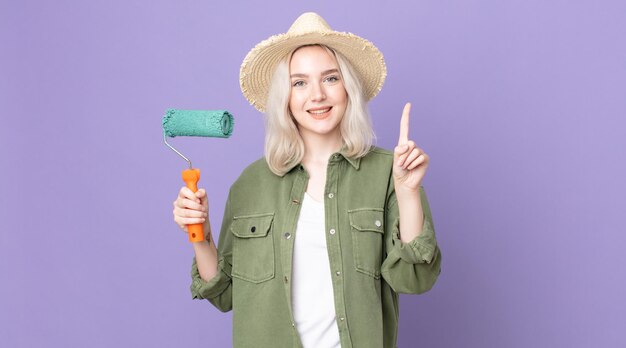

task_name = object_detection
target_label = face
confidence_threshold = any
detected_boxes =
[288,45,348,140]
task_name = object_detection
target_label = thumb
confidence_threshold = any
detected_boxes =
[195,188,205,196]
[196,188,209,207]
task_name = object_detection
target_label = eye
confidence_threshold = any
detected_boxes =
[292,80,305,87]
[324,75,340,83]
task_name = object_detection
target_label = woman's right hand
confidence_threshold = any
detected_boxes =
[173,187,209,233]
[174,187,218,281]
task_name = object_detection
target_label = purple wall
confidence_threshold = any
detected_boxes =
[2,1,625,347]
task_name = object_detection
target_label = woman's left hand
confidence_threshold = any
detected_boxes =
[393,103,430,193]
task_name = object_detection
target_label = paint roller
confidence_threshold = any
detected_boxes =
[162,109,234,242]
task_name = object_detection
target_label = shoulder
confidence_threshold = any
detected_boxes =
[366,146,393,158]
[361,146,394,167]
[230,157,278,192]
[240,157,272,177]
[344,146,394,185]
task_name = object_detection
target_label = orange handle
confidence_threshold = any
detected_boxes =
[182,168,205,243]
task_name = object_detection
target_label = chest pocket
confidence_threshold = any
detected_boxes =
[349,208,385,279]
[230,213,275,283]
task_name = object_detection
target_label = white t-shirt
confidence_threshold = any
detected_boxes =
[291,192,341,348]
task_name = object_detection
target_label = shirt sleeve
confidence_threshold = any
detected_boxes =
[381,184,442,294]
[189,190,234,312]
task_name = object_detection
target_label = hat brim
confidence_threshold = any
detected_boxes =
[240,31,387,113]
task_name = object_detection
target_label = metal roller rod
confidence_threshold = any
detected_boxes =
[163,132,193,169]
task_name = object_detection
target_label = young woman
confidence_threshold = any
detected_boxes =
[172,12,441,348]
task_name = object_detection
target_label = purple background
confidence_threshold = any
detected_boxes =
[2,1,625,347]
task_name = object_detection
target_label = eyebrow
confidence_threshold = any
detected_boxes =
[290,69,340,78]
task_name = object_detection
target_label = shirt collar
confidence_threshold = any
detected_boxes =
[285,152,361,175]
[335,152,361,170]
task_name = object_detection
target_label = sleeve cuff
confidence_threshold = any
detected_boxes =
[190,256,232,300]
[391,216,437,264]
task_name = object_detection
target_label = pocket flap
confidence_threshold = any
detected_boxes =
[348,209,384,233]
[231,213,274,238]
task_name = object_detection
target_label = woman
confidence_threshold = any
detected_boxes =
[172,12,441,348]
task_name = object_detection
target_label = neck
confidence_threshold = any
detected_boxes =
[300,130,343,165]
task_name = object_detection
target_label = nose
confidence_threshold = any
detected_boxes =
[310,81,326,102]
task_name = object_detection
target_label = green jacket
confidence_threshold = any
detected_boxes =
[191,147,442,348]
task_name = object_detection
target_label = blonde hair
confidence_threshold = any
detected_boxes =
[264,44,375,176]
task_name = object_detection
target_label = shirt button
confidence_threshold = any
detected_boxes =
[328,193,334,199]
[336,271,341,276]
[284,232,291,239]
[251,226,256,232]
[340,317,345,321]
[375,220,382,227]
[284,276,289,283]
[329,228,336,235]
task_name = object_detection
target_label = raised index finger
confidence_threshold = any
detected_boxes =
[398,102,411,145]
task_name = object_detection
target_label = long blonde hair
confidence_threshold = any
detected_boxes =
[264,44,375,176]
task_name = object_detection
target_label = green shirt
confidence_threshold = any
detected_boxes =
[190,147,442,348]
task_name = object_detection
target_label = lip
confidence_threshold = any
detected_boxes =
[307,106,333,120]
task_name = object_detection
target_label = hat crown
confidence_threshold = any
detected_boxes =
[287,12,332,35]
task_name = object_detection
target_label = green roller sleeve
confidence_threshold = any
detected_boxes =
[162,109,234,138]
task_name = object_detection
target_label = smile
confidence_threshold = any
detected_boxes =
[307,107,332,119]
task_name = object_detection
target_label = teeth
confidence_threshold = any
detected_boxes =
[309,108,331,114]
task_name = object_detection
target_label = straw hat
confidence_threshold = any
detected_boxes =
[239,12,387,113]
